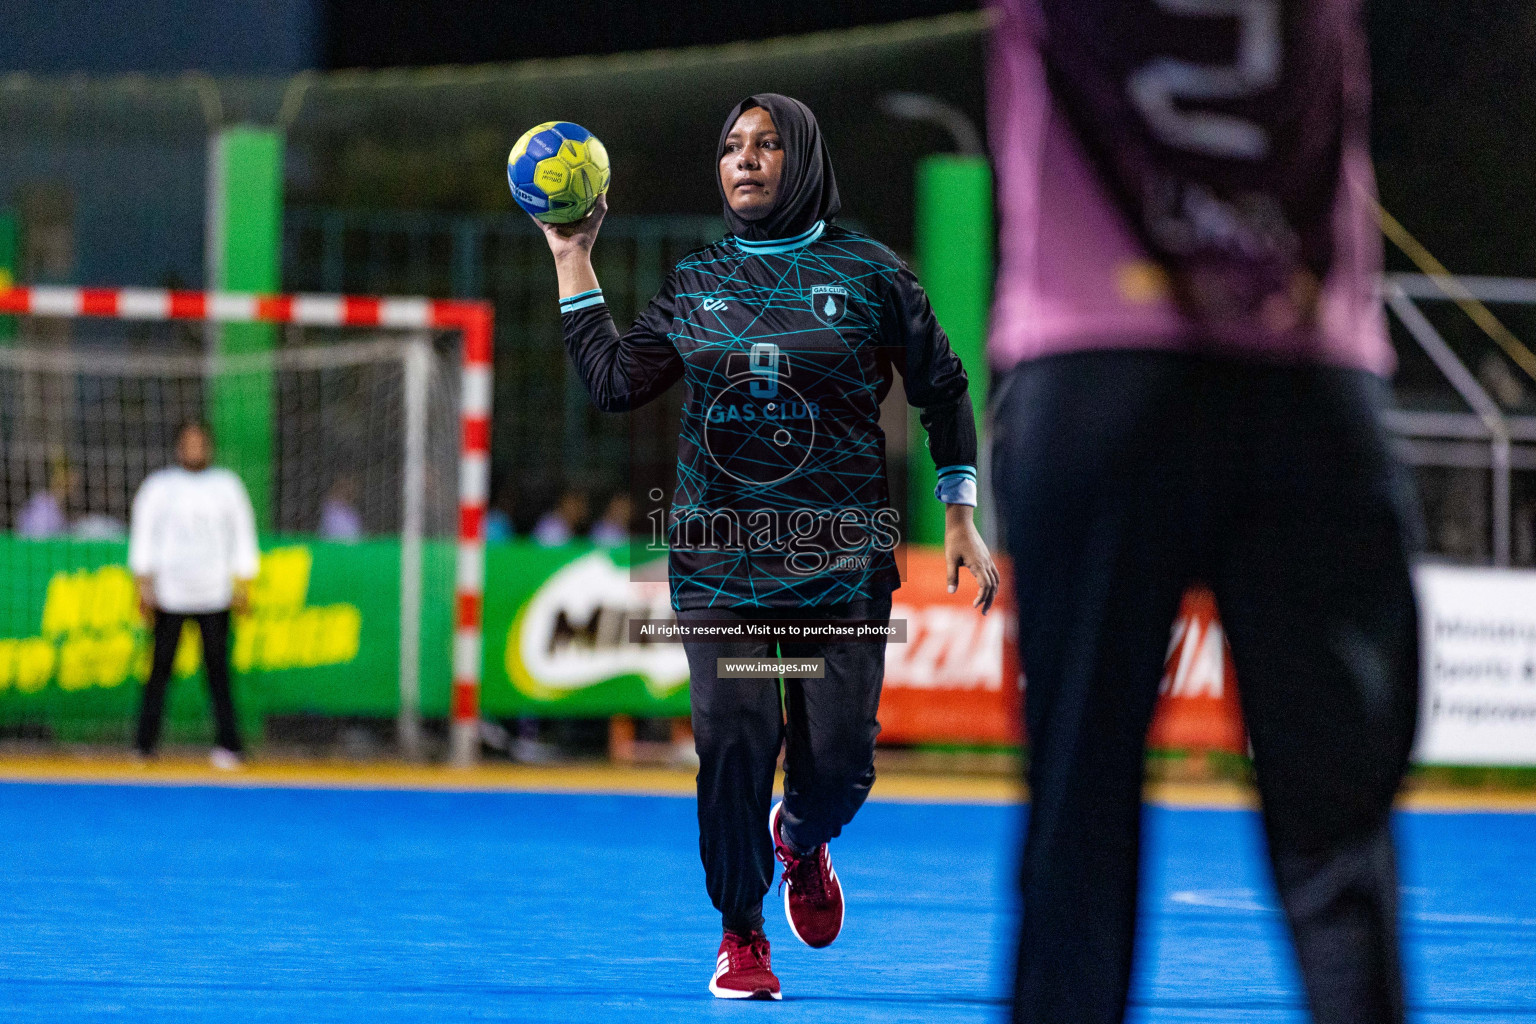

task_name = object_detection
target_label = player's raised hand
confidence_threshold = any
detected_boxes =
[535,193,608,264]
[943,503,999,614]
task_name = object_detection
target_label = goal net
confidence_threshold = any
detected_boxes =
[0,287,492,763]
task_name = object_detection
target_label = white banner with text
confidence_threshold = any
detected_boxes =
[1416,564,1536,765]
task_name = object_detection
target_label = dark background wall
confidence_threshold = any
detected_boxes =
[0,0,319,75]
[322,0,979,68]
[2,0,1535,281]
[1370,0,1536,275]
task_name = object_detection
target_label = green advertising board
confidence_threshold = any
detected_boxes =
[481,543,689,718]
[0,538,682,743]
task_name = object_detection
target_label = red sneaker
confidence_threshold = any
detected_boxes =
[709,929,781,1000]
[770,800,845,948]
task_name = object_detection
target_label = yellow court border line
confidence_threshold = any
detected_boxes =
[0,757,1532,812]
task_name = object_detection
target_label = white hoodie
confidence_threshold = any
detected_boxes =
[128,466,260,613]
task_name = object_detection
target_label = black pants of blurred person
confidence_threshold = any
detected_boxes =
[680,592,891,936]
[992,352,1420,1024]
[135,609,243,755]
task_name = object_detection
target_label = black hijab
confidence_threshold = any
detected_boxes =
[716,93,841,242]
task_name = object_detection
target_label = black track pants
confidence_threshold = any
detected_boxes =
[992,352,1420,1024]
[681,592,891,936]
[135,609,243,755]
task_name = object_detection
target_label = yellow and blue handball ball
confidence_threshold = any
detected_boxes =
[507,121,611,224]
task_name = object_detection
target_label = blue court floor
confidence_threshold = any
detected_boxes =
[0,782,1532,1022]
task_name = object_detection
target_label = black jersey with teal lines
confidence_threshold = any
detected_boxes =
[559,221,977,610]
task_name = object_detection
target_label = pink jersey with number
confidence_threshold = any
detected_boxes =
[986,0,1392,375]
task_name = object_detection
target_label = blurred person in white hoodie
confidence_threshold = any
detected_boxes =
[129,422,259,769]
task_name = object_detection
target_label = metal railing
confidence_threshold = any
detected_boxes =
[1384,272,1536,567]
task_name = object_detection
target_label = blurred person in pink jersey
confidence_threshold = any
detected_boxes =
[987,2,1419,1022]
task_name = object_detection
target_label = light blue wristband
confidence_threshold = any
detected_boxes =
[559,288,605,313]
[934,465,977,507]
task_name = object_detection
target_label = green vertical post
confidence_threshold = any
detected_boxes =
[208,127,283,529]
[0,210,17,342]
[911,154,992,545]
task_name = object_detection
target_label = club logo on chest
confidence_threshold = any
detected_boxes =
[810,285,849,326]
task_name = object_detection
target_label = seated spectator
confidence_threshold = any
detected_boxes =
[485,508,513,543]
[485,483,517,543]
[17,465,77,538]
[590,493,632,546]
[533,489,589,547]
[319,475,364,541]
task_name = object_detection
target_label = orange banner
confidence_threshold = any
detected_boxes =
[1147,587,1247,753]
[879,551,1245,753]
[879,547,1020,744]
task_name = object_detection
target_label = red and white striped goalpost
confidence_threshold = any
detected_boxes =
[0,285,494,768]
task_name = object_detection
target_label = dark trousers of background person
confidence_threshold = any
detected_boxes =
[680,592,891,936]
[135,609,243,755]
[992,351,1421,1024]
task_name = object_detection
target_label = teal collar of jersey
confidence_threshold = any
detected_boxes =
[732,220,825,255]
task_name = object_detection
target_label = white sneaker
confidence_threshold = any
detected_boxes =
[209,748,243,771]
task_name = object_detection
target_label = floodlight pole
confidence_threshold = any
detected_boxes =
[206,126,283,531]
[881,93,994,548]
